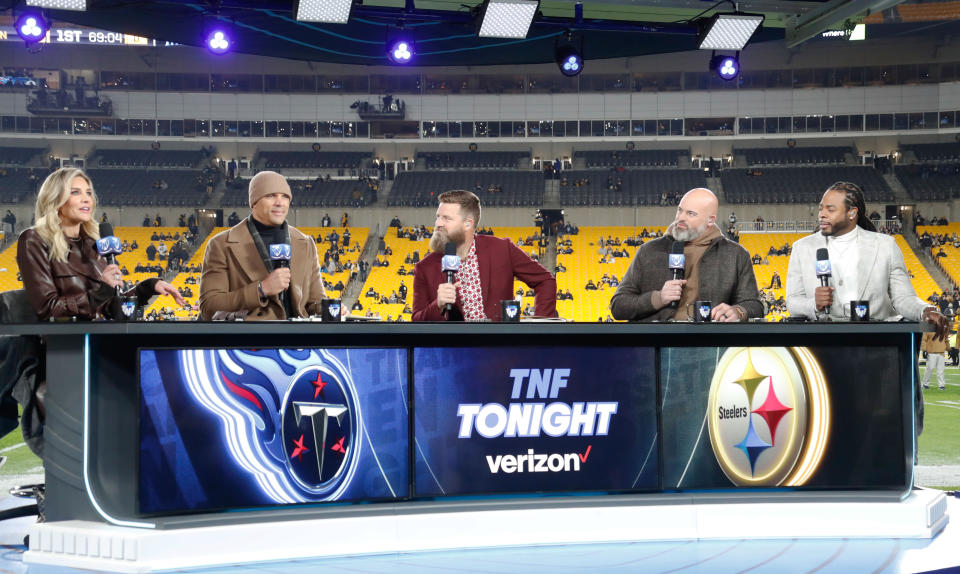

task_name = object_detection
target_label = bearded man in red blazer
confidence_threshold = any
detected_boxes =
[412,190,556,322]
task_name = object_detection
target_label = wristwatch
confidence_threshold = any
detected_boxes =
[257,282,267,303]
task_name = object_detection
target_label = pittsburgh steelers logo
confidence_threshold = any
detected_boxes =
[280,365,355,493]
[707,347,831,487]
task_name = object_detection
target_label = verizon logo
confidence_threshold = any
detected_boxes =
[486,446,592,474]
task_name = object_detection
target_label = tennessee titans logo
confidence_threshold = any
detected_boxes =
[178,348,363,503]
[269,243,292,260]
[668,254,684,268]
[281,365,354,491]
[815,260,831,275]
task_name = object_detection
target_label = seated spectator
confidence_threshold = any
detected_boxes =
[752,253,762,265]
[585,279,598,291]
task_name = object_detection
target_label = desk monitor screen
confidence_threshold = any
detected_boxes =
[412,346,659,497]
[138,348,409,515]
[660,345,906,490]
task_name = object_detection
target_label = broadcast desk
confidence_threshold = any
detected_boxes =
[3,321,948,572]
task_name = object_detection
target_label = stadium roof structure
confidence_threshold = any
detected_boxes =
[10,0,959,66]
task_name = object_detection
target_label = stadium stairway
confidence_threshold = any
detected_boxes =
[883,173,911,202]
[341,228,379,312]
[543,179,561,208]
[903,229,955,292]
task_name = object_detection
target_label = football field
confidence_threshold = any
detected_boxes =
[917,363,960,489]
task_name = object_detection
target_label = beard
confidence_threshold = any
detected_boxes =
[668,220,708,242]
[430,227,466,253]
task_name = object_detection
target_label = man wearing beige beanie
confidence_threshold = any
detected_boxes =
[199,171,325,320]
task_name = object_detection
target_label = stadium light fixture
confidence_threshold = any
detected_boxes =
[15,11,49,45]
[25,0,86,10]
[294,0,353,24]
[709,51,740,81]
[477,0,539,39]
[387,38,415,64]
[554,31,583,77]
[205,26,232,55]
[698,13,764,51]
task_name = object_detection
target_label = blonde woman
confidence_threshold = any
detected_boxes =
[16,168,184,320]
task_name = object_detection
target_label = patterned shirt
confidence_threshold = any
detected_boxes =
[457,240,487,321]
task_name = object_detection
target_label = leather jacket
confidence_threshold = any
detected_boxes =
[16,227,158,321]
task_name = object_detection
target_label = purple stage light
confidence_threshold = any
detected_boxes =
[387,39,414,64]
[206,28,231,55]
[554,45,583,77]
[15,11,49,45]
[710,52,740,81]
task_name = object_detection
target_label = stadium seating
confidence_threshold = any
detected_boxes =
[555,226,664,322]
[0,146,46,166]
[418,151,529,169]
[917,223,960,294]
[260,151,372,170]
[739,233,805,320]
[895,234,941,302]
[298,226,368,300]
[388,171,543,207]
[735,146,851,166]
[903,143,960,162]
[721,166,894,203]
[221,177,378,208]
[574,149,683,168]
[895,164,960,200]
[0,168,39,203]
[558,169,707,206]
[86,168,216,206]
[142,227,219,320]
[93,148,205,168]
[0,241,21,292]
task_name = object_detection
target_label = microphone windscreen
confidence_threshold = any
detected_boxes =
[668,241,685,270]
[99,222,114,238]
[815,247,832,277]
[441,242,460,273]
[269,243,292,261]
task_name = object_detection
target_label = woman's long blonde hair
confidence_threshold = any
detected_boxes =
[34,168,99,263]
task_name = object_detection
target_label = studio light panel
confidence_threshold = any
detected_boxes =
[479,0,539,39]
[699,14,763,51]
[25,0,86,10]
[296,0,353,24]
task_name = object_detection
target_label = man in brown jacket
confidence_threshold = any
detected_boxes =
[199,171,325,321]
[610,188,762,322]
[921,330,948,390]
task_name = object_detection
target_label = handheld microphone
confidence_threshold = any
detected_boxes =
[269,243,292,311]
[97,222,124,319]
[96,223,122,266]
[441,242,460,315]
[815,247,832,315]
[668,241,685,309]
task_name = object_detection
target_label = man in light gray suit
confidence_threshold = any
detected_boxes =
[786,181,948,339]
